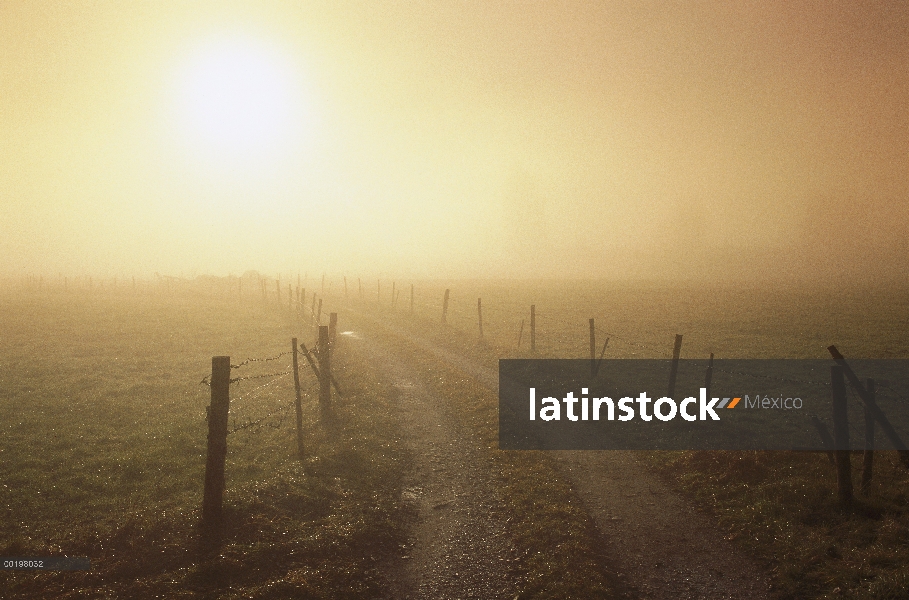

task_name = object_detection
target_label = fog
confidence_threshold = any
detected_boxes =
[2,1,906,281]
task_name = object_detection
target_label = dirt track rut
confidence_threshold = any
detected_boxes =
[348,330,518,599]
[346,311,773,599]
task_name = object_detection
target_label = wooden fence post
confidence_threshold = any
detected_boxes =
[300,288,304,314]
[862,378,875,495]
[831,366,853,505]
[828,345,909,468]
[442,289,450,323]
[311,295,317,324]
[530,305,536,351]
[318,326,331,418]
[292,339,304,459]
[589,318,596,376]
[477,298,484,338]
[316,298,322,326]
[667,334,683,398]
[704,353,714,403]
[202,356,231,542]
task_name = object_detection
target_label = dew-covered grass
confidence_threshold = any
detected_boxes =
[0,285,408,598]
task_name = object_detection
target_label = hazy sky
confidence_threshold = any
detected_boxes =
[2,1,906,280]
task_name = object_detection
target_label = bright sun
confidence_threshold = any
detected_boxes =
[173,37,311,169]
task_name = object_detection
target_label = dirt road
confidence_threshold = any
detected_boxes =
[347,330,518,599]
[344,310,772,599]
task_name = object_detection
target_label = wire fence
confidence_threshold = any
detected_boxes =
[197,338,320,444]
[315,280,907,390]
[349,281,909,457]
[186,275,908,458]
[230,351,294,369]
[183,276,909,388]
[228,382,317,435]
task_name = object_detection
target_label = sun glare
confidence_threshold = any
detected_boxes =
[172,36,312,170]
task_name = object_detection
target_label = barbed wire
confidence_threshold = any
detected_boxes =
[879,387,908,404]
[230,369,293,406]
[230,369,292,384]
[230,350,293,369]
[200,366,293,386]
[227,379,318,435]
[228,398,293,434]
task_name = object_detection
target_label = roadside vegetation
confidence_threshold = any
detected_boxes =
[0,289,408,598]
[645,450,909,599]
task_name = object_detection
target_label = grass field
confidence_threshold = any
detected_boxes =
[0,286,410,598]
[2,278,909,598]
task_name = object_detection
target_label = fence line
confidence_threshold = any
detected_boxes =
[95,273,898,446]
[62,271,899,533]
[155,275,907,399]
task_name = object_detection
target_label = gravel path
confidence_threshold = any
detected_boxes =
[347,329,518,600]
[347,309,774,600]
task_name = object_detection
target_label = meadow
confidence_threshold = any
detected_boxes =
[0,283,409,598]
[2,276,909,598]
